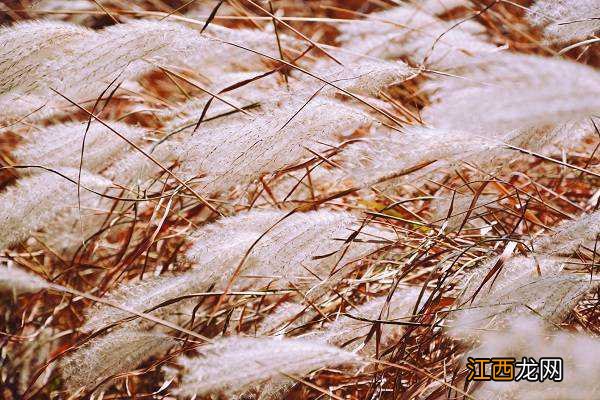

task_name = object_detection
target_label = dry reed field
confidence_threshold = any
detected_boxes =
[1,0,600,399]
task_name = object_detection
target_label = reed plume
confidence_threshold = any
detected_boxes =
[12,121,146,173]
[324,287,424,353]
[470,316,600,399]
[529,0,600,43]
[171,336,359,398]
[0,263,50,294]
[449,256,597,339]
[59,328,174,394]
[424,53,600,134]
[84,209,388,331]
[2,2,600,399]
[0,168,111,251]
[533,210,600,256]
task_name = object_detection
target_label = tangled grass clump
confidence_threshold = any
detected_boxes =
[1,1,600,399]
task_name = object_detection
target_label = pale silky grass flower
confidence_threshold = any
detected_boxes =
[338,125,500,189]
[338,5,495,68]
[0,21,92,95]
[12,121,146,174]
[470,316,600,399]
[533,210,600,256]
[101,142,173,187]
[106,95,370,190]
[424,53,600,133]
[175,97,371,194]
[0,264,50,294]
[190,209,389,292]
[84,210,388,330]
[59,328,174,394]
[305,58,415,96]
[81,270,213,333]
[161,97,261,143]
[82,212,279,331]
[324,287,424,353]
[0,20,211,117]
[419,0,472,15]
[449,256,597,339]
[0,168,112,250]
[529,0,600,43]
[173,336,359,397]
[257,302,310,336]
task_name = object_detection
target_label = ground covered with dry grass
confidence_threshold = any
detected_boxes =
[1,0,600,399]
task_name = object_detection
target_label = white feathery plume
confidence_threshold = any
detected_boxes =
[12,121,146,173]
[31,0,93,10]
[59,328,174,394]
[529,0,600,43]
[172,336,359,398]
[423,53,600,134]
[243,211,388,292]
[81,270,213,333]
[0,20,211,118]
[204,70,283,101]
[533,210,600,255]
[163,57,407,143]
[154,72,282,159]
[186,209,388,292]
[338,125,500,189]
[449,256,597,340]
[0,168,112,250]
[0,21,92,95]
[0,93,60,123]
[30,1,100,25]
[52,19,209,96]
[161,95,260,139]
[101,142,173,187]
[257,302,309,336]
[419,0,472,15]
[153,71,280,137]
[105,96,370,189]
[304,58,415,96]
[36,185,116,252]
[397,20,496,69]
[175,97,371,193]
[0,22,89,121]
[82,212,280,331]
[84,210,388,330]
[183,209,284,271]
[470,316,600,400]
[430,192,500,231]
[337,5,495,68]
[200,24,302,74]
[0,263,50,294]
[242,210,355,286]
[501,119,597,152]
[323,288,423,352]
